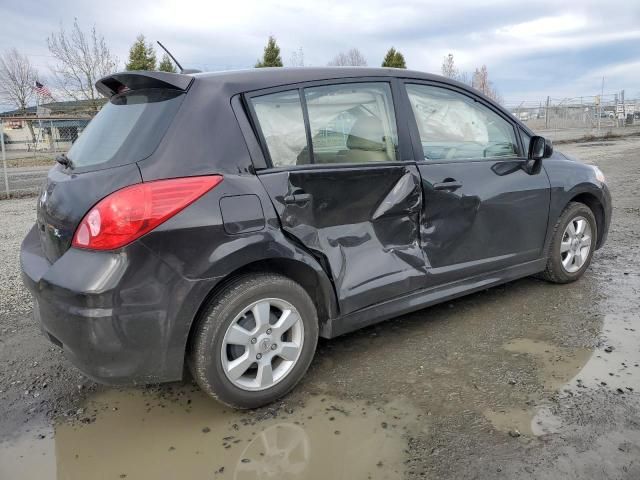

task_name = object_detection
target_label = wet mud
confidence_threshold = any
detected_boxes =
[1,389,415,479]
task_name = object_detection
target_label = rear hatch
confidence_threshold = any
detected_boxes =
[36,72,193,263]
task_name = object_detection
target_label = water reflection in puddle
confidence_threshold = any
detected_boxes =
[487,313,640,438]
[0,388,414,479]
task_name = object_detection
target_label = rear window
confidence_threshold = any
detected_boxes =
[67,88,185,170]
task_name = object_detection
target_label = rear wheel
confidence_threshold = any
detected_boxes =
[189,273,318,409]
[539,202,597,283]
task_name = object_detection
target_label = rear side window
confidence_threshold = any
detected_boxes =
[249,82,399,167]
[67,88,185,170]
[304,83,398,164]
[406,84,518,161]
[250,90,309,167]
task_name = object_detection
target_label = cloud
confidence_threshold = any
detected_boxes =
[0,0,639,110]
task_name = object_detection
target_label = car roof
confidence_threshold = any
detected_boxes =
[191,67,462,94]
[95,67,518,128]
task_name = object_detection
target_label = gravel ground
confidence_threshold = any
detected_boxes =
[0,198,35,317]
[0,199,100,438]
[1,137,639,479]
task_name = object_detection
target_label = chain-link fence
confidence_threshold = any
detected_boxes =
[1,116,90,198]
[2,91,640,199]
[504,93,640,142]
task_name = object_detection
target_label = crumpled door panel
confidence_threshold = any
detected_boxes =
[417,160,550,286]
[259,165,425,314]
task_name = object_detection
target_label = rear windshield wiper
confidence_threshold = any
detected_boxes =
[55,153,74,169]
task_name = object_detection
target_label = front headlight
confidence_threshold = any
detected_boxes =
[592,165,606,183]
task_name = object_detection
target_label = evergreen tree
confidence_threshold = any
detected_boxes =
[255,36,283,68]
[125,35,157,71]
[381,47,407,69]
[158,53,177,73]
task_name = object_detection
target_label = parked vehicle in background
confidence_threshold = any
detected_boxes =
[21,68,611,408]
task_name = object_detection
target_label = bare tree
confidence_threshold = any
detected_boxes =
[0,48,38,141]
[440,53,473,86]
[328,48,367,67]
[0,48,37,112]
[441,53,459,79]
[47,18,118,111]
[472,65,502,103]
[472,66,488,93]
[289,47,305,67]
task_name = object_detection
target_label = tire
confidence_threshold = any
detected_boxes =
[189,273,318,409]
[539,202,598,284]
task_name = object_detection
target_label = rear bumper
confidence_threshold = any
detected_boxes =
[20,225,212,385]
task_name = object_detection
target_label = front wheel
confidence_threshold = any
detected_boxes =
[189,273,318,409]
[539,202,597,283]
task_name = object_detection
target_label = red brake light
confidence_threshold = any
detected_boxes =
[72,175,223,250]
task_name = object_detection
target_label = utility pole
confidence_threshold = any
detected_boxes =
[599,76,604,133]
[545,96,550,129]
[597,95,601,134]
[516,101,524,122]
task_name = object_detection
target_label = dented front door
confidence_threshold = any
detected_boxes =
[259,164,425,314]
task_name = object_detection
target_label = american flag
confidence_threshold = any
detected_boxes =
[34,81,52,98]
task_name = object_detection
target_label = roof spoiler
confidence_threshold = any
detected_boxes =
[95,71,194,98]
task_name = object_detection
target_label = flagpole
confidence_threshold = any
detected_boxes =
[36,91,42,153]
[32,91,39,155]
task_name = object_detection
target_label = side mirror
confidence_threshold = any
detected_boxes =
[528,136,553,160]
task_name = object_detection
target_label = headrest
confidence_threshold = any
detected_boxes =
[346,116,385,151]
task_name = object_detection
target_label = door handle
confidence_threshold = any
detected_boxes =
[283,193,312,205]
[433,180,463,191]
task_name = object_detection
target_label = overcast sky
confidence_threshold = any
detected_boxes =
[1,0,639,111]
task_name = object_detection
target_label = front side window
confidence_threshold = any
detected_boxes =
[250,90,309,167]
[406,84,518,161]
[304,83,398,164]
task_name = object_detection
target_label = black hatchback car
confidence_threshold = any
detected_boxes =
[21,68,611,408]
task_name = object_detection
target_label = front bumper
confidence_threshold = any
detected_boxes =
[20,225,211,385]
[599,183,612,249]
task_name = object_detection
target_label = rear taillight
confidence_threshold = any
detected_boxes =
[72,175,223,250]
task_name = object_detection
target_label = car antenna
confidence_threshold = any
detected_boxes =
[156,41,186,73]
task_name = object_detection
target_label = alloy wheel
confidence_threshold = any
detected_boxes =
[560,215,592,273]
[221,298,304,391]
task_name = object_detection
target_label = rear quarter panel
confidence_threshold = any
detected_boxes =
[137,169,338,361]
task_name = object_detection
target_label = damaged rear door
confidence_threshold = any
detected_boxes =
[249,81,425,314]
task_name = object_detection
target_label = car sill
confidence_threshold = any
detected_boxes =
[320,258,546,338]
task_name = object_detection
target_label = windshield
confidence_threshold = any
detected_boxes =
[67,88,185,170]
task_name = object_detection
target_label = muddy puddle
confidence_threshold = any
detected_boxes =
[3,251,639,479]
[6,308,638,479]
[0,387,417,479]
[485,312,640,437]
